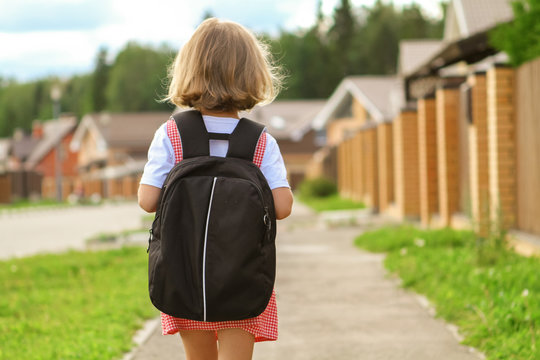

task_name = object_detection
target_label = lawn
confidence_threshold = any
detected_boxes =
[0,247,157,360]
[0,198,69,211]
[297,193,365,212]
[355,226,540,360]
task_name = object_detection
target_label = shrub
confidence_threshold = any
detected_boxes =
[299,177,337,198]
[490,0,540,66]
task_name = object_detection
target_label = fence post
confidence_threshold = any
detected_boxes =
[487,65,517,230]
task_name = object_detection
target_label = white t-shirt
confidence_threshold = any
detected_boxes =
[140,115,290,190]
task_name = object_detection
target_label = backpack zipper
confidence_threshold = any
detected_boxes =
[202,177,218,321]
[230,177,272,233]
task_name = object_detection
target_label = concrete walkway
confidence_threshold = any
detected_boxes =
[129,203,482,360]
[0,202,147,259]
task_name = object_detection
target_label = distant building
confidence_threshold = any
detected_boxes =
[0,138,12,203]
[307,76,404,209]
[244,100,326,189]
[25,117,78,200]
[70,112,171,199]
[0,128,42,202]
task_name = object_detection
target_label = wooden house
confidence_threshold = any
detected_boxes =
[70,112,171,199]
[25,117,78,200]
[244,100,325,189]
[309,76,404,210]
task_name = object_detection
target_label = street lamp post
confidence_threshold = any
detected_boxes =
[51,85,63,202]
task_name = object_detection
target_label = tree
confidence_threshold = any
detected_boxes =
[106,42,175,112]
[63,75,93,118]
[490,0,540,66]
[358,1,400,74]
[329,0,357,76]
[92,47,110,112]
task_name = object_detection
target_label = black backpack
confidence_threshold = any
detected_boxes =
[147,110,277,322]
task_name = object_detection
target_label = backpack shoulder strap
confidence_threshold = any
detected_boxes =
[167,111,267,167]
[227,118,266,166]
[171,110,210,159]
[252,131,267,168]
[166,118,183,164]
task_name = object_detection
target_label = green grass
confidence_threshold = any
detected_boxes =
[297,193,365,212]
[0,199,68,210]
[355,226,540,360]
[0,247,157,360]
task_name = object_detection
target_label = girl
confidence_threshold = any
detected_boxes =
[138,18,293,360]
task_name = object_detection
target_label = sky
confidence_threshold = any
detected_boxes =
[0,0,444,81]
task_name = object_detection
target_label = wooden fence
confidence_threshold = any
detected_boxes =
[0,171,42,203]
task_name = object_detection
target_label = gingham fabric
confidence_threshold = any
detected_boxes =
[166,118,183,163]
[162,118,277,342]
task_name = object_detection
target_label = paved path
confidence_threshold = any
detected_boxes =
[129,203,482,360]
[0,202,147,259]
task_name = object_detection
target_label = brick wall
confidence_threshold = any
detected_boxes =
[377,122,394,211]
[436,86,460,226]
[363,127,379,209]
[468,73,490,236]
[487,65,517,229]
[338,138,354,198]
[417,96,439,227]
[393,110,420,218]
[351,132,363,202]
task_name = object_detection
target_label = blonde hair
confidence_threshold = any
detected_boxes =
[165,18,282,112]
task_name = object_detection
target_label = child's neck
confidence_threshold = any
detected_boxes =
[200,108,239,119]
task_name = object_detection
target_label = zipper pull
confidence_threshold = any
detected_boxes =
[263,207,271,231]
[146,229,153,253]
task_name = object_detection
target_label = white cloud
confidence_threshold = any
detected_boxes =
[0,0,443,80]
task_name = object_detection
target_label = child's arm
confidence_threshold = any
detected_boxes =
[139,123,174,213]
[272,187,293,220]
[138,184,161,213]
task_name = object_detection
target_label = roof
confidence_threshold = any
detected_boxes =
[313,76,403,130]
[241,100,326,141]
[25,117,77,169]
[399,40,444,76]
[89,159,147,180]
[11,133,40,161]
[405,0,514,92]
[445,0,513,41]
[71,112,172,152]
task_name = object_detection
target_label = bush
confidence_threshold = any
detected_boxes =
[299,177,337,198]
[490,0,540,66]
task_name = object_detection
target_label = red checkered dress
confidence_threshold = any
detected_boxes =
[161,118,277,342]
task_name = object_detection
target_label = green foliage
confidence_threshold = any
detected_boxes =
[355,225,473,252]
[0,82,41,136]
[0,42,174,137]
[329,0,356,75]
[0,198,68,210]
[355,226,540,359]
[271,1,445,99]
[490,0,540,66]
[0,2,445,137]
[106,42,175,112]
[299,177,337,198]
[62,74,93,119]
[297,177,365,212]
[0,247,157,360]
[298,193,364,212]
[92,47,110,112]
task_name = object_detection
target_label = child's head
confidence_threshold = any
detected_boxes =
[166,18,282,113]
